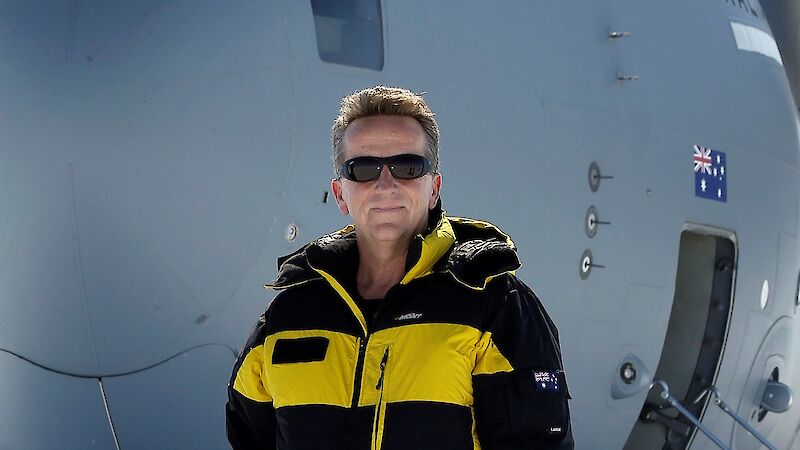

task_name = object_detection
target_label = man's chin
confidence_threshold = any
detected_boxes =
[362,223,414,243]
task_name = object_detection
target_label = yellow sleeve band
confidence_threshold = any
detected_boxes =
[233,344,273,403]
[472,332,514,375]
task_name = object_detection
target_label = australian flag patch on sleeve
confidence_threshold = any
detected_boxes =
[533,370,562,393]
[693,145,727,203]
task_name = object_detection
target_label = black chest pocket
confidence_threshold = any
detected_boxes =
[272,336,329,364]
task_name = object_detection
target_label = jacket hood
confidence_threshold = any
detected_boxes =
[266,199,520,292]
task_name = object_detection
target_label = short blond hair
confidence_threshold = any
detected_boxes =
[332,85,440,174]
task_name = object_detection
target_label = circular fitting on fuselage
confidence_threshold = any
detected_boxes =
[580,249,593,280]
[285,223,299,242]
[620,362,637,384]
[585,206,599,238]
[610,354,652,399]
[588,162,602,192]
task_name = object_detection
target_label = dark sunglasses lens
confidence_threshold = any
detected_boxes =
[389,155,429,179]
[341,155,431,181]
[348,159,381,181]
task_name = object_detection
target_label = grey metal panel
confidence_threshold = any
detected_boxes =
[71,66,292,373]
[101,344,234,450]
[761,0,800,109]
[0,158,99,371]
[0,0,292,375]
[0,352,116,449]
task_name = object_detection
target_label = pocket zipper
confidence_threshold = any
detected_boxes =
[371,347,390,450]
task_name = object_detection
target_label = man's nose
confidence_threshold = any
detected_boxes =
[375,164,397,188]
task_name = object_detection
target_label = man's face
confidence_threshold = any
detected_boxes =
[331,115,442,246]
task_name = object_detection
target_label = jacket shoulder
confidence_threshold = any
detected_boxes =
[266,224,357,290]
[442,216,521,290]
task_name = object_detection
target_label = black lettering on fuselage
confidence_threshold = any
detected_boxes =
[725,0,760,18]
[743,0,759,17]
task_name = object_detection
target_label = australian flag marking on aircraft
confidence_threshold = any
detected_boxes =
[694,145,727,203]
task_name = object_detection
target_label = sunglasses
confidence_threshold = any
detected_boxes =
[338,154,433,182]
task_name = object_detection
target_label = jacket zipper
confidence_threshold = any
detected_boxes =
[371,347,390,450]
[352,288,396,408]
[351,336,369,408]
[375,346,389,391]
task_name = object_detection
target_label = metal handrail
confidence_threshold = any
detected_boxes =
[648,380,780,450]
[689,385,778,450]
[649,380,730,450]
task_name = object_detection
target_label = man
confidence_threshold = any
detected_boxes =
[226,86,573,449]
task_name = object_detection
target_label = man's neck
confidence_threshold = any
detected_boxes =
[355,238,411,300]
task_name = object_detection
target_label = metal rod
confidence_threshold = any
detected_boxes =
[707,387,778,450]
[686,385,779,450]
[651,380,731,450]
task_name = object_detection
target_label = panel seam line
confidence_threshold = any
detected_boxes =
[99,377,122,450]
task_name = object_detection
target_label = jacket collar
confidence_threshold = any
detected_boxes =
[266,199,520,292]
[442,216,520,289]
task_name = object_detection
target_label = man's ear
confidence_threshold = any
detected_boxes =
[429,173,442,209]
[331,178,349,215]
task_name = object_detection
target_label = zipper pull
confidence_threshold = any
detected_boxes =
[375,347,389,390]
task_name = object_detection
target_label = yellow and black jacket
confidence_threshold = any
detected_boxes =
[226,203,573,449]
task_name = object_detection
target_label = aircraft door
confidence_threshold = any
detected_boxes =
[624,228,735,450]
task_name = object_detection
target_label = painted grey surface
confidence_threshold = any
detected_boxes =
[101,345,234,450]
[0,0,291,375]
[0,0,799,448]
[0,353,117,449]
[762,0,800,111]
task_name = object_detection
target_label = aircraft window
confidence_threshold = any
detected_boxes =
[310,0,384,70]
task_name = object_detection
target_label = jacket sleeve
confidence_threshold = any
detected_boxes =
[472,275,574,450]
[226,311,277,450]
